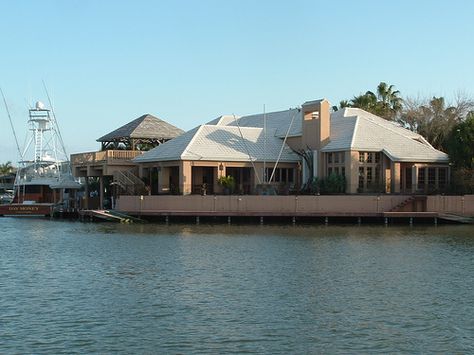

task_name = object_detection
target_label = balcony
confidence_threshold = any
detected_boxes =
[71,150,144,166]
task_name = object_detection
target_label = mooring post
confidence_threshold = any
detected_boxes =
[196,216,200,225]
[292,216,296,225]
[409,217,413,226]
[384,217,388,226]
[325,217,328,225]
[260,216,264,225]
[434,217,438,226]
[358,217,361,225]
[165,215,169,224]
[227,216,231,225]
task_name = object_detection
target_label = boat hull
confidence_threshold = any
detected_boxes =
[0,203,54,217]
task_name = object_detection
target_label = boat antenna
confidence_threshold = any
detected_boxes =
[263,104,266,184]
[42,80,70,164]
[0,87,23,160]
[268,108,298,183]
[233,114,262,184]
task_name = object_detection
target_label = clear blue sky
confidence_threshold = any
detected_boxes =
[1,0,473,164]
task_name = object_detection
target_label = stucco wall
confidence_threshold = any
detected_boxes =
[117,195,419,215]
[426,195,474,216]
[116,194,474,217]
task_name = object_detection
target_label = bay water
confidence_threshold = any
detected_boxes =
[1,218,473,353]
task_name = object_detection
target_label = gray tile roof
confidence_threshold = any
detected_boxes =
[97,114,184,142]
[322,108,449,163]
[226,109,302,138]
[133,104,449,165]
[134,124,300,163]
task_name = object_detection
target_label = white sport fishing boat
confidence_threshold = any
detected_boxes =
[0,101,81,217]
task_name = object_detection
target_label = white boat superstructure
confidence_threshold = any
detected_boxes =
[13,101,80,203]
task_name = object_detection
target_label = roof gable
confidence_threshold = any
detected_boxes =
[322,108,449,163]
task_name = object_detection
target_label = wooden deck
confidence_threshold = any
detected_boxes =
[79,210,146,223]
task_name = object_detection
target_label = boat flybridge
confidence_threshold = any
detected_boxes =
[0,100,81,216]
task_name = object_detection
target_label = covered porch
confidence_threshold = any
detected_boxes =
[138,160,299,195]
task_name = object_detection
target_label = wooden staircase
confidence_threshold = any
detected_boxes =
[113,169,147,195]
[389,196,427,212]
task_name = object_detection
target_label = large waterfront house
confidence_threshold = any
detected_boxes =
[133,99,450,195]
[71,114,184,208]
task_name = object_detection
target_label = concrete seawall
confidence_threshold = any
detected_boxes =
[115,194,474,218]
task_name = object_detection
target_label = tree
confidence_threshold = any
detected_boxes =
[445,113,474,169]
[338,82,403,120]
[375,82,403,119]
[350,91,378,112]
[0,161,13,175]
[445,113,474,193]
[399,95,474,151]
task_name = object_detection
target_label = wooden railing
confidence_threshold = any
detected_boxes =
[71,150,144,165]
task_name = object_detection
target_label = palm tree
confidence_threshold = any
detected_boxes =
[339,82,403,120]
[0,161,13,175]
[350,91,378,112]
[376,82,403,119]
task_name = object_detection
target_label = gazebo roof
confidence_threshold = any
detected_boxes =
[97,114,184,142]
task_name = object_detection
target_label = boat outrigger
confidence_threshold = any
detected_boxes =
[0,100,81,217]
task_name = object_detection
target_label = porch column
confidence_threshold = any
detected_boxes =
[435,167,439,191]
[348,151,359,194]
[411,165,418,193]
[213,166,220,194]
[180,161,192,195]
[158,167,170,194]
[390,162,401,193]
[84,177,89,209]
[99,177,104,209]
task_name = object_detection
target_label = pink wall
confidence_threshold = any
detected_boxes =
[116,194,474,217]
[426,195,474,216]
[116,195,440,215]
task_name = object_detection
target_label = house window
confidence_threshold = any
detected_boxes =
[335,167,339,175]
[405,167,412,190]
[334,153,339,164]
[367,153,373,163]
[328,167,333,175]
[375,166,381,183]
[367,167,373,185]
[288,169,294,183]
[438,168,447,189]
[418,168,426,189]
[357,151,382,192]
[341,153,345,164]
[359,167,364,189]
[266,168,294,184]
[275,169,281,182]
[328,153,332,164]
[341,167,346,177]
[428,168,436,188]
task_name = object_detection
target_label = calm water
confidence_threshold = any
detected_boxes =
[1,218,473,354]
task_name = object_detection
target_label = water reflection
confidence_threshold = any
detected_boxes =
[0,218,473,354]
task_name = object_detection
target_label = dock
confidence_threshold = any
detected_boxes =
[79,210,146,223]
